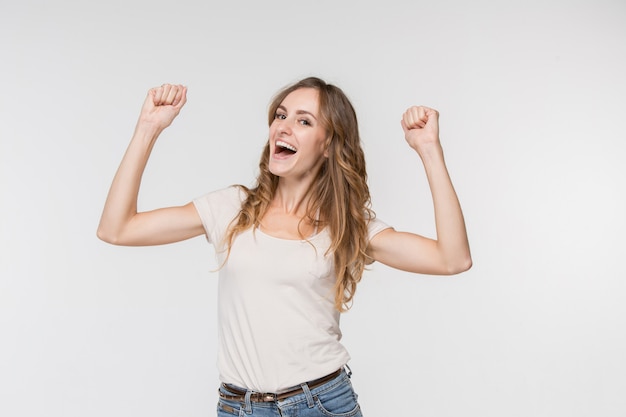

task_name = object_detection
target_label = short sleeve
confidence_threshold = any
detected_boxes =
[192,186,245,249]
[367,216,392,241]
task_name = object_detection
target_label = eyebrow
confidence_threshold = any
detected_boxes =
[277,105,318,121]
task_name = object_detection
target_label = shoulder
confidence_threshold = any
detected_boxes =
[192,185,246,226]
[366,212,392,240]
[194,185,246,208]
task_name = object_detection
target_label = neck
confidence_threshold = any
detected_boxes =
[272,178,315,215]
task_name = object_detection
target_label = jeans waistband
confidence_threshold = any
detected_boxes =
[219,368,346,403]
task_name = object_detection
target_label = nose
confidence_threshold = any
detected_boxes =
[276,117,292,135]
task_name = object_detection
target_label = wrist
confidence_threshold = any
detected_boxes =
[129,126,162,152]
[133,119,165,141]
[415,142,444,163]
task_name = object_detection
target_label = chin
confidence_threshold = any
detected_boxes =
[268,164,285,178]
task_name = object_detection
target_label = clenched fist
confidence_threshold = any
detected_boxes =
[401,106,441,156]
[137,84,188,131]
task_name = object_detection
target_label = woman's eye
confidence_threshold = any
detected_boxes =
[275,113,286,120]
[299,119,311,126]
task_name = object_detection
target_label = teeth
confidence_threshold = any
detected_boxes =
[276,140,297,152]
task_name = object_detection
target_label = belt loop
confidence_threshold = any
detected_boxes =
[300,383,315,408]
[344,363,352,378]
[243,390,253,414]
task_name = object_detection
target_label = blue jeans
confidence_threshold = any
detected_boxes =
[216,369,363,417]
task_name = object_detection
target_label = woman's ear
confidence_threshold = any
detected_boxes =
[324,136,332,158]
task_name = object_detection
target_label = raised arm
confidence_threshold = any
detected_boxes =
[368,106,472,275]
[97,84,205,246]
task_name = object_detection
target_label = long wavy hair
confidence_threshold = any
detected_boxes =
[224,77,374,311]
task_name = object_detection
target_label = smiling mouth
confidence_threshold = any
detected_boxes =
[275,140,297,156]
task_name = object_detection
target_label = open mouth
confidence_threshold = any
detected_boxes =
[275,140,297,156]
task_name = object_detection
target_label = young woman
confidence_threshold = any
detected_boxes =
[97,77,471,416]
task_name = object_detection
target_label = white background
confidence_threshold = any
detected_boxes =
[1,1,625,416]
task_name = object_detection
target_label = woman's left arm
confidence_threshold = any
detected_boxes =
[368,106,472,275]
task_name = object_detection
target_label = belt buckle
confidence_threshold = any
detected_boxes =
[261,393,276,402]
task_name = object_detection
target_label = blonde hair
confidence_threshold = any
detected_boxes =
[225,77,374,311]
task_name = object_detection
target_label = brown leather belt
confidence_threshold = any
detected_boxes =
[219,369,343,402]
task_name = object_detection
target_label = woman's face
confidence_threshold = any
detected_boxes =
[268,87,328,181]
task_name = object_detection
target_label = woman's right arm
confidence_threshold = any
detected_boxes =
[97,84,205,246]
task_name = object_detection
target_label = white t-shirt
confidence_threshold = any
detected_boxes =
[193,186,390,392]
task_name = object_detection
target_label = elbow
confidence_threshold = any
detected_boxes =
[96,228,113,244]
[442,253,472,275]
[96,226,122,245]
[448,256,472,275]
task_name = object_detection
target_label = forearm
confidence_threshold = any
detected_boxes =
[419,144,472,273]
[97,123,162,243]
[370,106,471,275]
